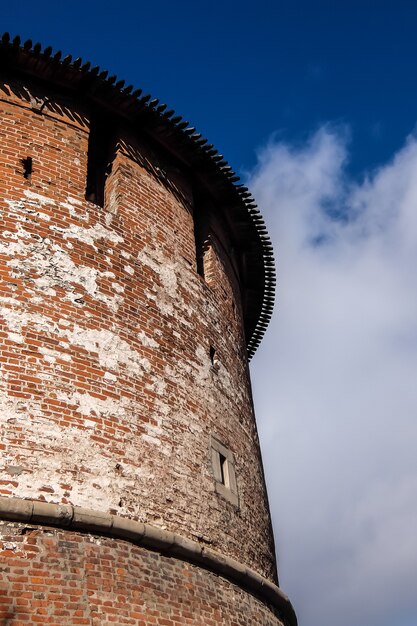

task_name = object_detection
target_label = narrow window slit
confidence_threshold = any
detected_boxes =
[210,345,220,371]
[85,113,115,207]
[219,453,229,488]
[22,156,33,181]
[195,238,207,278]
[193,202,210,279]
[210,436,239,506]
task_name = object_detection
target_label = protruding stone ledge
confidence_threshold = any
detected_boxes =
[0,496,297,626]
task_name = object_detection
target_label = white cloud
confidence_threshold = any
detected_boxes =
[248,127,417,626]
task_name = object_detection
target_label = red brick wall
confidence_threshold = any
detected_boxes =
[0,74,277,584]
[0,522,285,626]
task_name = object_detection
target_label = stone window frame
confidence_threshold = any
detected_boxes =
[210,435,239,507]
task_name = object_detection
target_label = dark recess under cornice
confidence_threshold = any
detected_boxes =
[0,32,276,359]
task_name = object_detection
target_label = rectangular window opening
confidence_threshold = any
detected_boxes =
[85,113,115,207]
[219,453,230,488]
[210,436,238,506]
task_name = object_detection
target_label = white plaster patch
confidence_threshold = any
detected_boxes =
[38,372,54,382]
[0,406,146,512]
[111,282,125,294]
[38,346,72,364]
[145,379,170,417]
[137,330,159,349]
[0,306,58,335]
[67,326,151,375]
[83,419,97,429]
[106,189,119,222]
[60,198,89,222]
[103,371,117,382]
[159,264,178,296]
[3,193,124,310]
[2,238,123,312]
[4,198,50,223]
[136,247,161,274]
[55,390,131,418]
[7,332,24,344]
[141,434,161,447]
[137,246,195,321]
[0,305,147,375]
[0,305,27,343]
[1,224,33,241]
[145,378,167,396]
[66,196,83,206]
[0,386,44,421]
[23,189,55,206]
[50,222,123,248]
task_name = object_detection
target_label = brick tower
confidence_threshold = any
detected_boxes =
[0,33,296,626]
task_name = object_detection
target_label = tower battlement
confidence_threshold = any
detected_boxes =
[0,33,295,626]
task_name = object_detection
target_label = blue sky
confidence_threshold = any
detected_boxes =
[5,0,417,179]
[3,3,417,626]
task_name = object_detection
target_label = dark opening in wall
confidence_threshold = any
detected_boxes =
[21,156,32,181]
[210,436,239,507]
[209,345,220,371]
[193,205,210,278]
[219,452,229,487]
[196,242,205,277]
[85,112,115,207]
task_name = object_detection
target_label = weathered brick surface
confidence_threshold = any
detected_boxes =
[0,523,285,625]
[0,69,282,621]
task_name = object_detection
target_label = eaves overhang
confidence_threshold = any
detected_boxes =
[0,32,276,359]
